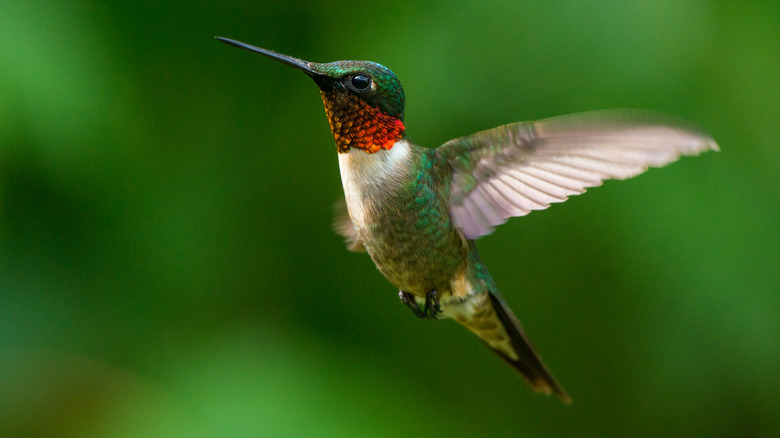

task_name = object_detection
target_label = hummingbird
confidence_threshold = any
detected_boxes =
[216,36,718,403]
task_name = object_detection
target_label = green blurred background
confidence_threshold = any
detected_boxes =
[2,0,778,436]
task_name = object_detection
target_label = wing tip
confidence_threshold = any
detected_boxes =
[678,131,719,157]
[703,137,720,153]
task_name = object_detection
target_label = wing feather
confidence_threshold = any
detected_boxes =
[505,169,568,202]
[437,110,718,239]
[481,181,520,217]
[495,176,548,210]
[486,179,532,216]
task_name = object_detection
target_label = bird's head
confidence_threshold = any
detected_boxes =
[217,37,406,153]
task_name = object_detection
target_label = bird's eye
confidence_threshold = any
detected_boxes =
[350,74,371,91]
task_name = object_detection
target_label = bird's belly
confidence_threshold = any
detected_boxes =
[365,224,463,295]
[339,142,468,296]
[346,189,467,296]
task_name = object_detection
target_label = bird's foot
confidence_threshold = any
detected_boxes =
[399,291,426,319]
[399,290,442,319]
[424,289,443,319]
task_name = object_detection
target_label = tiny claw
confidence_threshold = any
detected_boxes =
[424,289,443,319]
[399,291,426,319]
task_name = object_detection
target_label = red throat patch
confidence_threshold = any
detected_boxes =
[321,91,405,153]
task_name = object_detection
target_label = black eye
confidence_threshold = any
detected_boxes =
[350,74,371,91]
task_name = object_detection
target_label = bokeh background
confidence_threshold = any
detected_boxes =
[2,0,779,436]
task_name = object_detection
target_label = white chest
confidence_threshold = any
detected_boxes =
[337,139,412,229]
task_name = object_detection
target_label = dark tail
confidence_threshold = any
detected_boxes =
[488,292,570,403]
[456,291,570,403]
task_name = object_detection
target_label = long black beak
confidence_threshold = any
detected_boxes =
[215,36,325,80]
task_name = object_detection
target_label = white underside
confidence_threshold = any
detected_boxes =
[338,140,484,323]
[337,139,412,230]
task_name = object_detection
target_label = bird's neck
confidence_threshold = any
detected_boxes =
[338,138,413,187]
[337,138,416,231]
[321,91,405,154]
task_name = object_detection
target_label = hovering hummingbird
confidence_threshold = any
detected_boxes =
[216,36,718,403]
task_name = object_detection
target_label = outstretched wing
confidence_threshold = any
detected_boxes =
[436,110,718,239]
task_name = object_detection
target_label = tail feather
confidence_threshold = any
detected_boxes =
[488,292,571,403]
[455,291,571,403]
